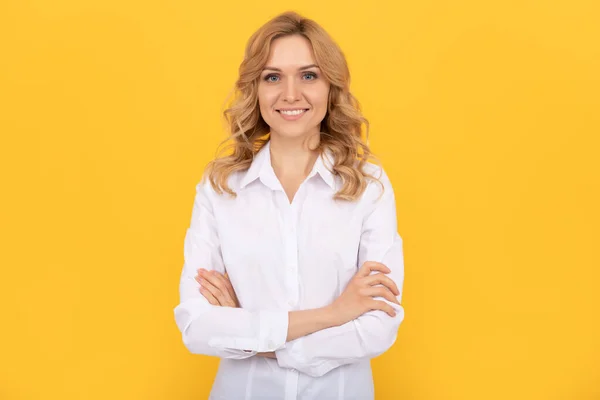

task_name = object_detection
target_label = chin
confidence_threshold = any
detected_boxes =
[270,125,312,139]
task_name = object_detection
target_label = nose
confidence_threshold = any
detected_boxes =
[283,78,300,102]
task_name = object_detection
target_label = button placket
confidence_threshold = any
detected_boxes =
[285,196,301,308]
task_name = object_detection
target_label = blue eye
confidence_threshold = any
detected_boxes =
[263,72,318,82]
[264,74,279,82]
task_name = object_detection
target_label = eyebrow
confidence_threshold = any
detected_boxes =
[262,64,320,72]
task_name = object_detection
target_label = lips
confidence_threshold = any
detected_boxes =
[277,108,308,114]
[276,108,309,121]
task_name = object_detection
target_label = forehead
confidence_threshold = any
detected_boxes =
[266,35,316,68]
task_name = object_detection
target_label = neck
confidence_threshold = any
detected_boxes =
[269,132,320,177]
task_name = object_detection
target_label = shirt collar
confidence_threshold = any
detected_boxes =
[239,140,336,191]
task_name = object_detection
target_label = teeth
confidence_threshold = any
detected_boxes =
[280,109,306,116]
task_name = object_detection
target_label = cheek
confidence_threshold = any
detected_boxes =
[312,84,329,105]
[258,90,276,122]
[310,87,330,118]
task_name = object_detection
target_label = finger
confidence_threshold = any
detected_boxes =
[368,299,397,317]
[214,272,237,301]
[200,276,234,307]
[361,286,400,305]
[195,270,209,281]
[376,286,400,305]
[223,273,240,304]
[199,277,221,304]
[357,261,390,277]
[199,286,219,306]
[207,272,236,307]
[213,273,237,305]
[196,268,212,283]
[364,274,400,296]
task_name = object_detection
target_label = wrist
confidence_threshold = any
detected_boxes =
[286,306,342,342]
[320,304,342,328]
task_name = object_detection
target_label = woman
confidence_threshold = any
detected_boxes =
[174,11,405,400]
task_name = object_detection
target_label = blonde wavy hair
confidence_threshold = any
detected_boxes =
[205,11,382,201]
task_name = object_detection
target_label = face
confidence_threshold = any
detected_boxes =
[258,34,330,141]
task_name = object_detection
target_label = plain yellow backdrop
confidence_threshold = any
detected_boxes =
[1,0,599,399]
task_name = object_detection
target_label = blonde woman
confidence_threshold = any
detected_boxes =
[174,11,405,400]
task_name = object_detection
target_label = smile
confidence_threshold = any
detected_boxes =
[276,108,309,121]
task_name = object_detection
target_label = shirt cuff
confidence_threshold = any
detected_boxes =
[275,338,304,370]
[258,310,289,352]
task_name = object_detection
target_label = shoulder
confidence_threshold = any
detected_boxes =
[195,170,245,201]
[360,161,394,201]
[192,175,215,208]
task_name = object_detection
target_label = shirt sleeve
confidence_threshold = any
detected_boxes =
[173,177,289,359]
[275,167,405,377]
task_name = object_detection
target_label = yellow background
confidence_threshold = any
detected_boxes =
[1,0,598,399]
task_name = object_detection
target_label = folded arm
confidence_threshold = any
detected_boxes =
[173,179,342,359]
[173,179,289,358]
[275,169,406,377]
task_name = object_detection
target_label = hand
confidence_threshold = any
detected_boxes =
[195,268,240,308]
[196,270,276,358]
[329,261,400,326]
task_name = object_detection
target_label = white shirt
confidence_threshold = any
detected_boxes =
[174,140,405,400]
